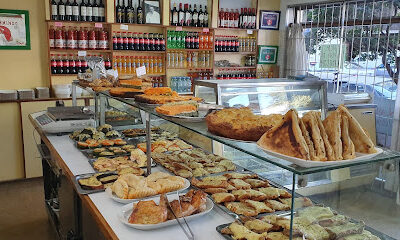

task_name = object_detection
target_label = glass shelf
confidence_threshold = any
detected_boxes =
[98,90,400,175]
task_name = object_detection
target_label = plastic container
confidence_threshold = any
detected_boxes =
[53,84,71,98]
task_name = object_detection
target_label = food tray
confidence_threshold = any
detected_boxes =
[72,171,118,195]
[159,110,209,123]
[82,148,131,159]
[215,223,234,240]
[88,158,156,172]
[258,145,384,168]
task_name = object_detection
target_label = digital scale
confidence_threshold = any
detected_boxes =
[32,106,95,134]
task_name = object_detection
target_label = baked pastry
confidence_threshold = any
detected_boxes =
[266,232,289,240]
[341,115,356,159]
[225,222,268,240]
[257,187,280,199]
[323,110,343,160]
[245,189,268,201]
[117,166,144,176]
[146,172,171,182]
[296,206,335,222]
[232,189,251,200]
[78,176,103,190]
[312,111,336,160]
[257,109,310,160]
[265,200,290,211]
[128,200,167,224]
[276,188,292,198]
[119,79,142,88]
[324,221,365,239]
[111,179,129,199]
[299,117,318,161]
[206,107,283,141]
[224,172,257,180]
[242,200,274,213]
[225,202,258,217]
[167,190,207,218]
[191,178,229,189]
[212,192,236,203]
[302,112,327,161]
[243,218,274,234]
[244,179,270,188]
[339,230,380,240]
[155,100,199,116]
[130,149,147,167]
[229,179,252,189]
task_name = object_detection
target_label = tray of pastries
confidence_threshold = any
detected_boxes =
[136,139,193,153]
[134,87,203,105]
[216,205,383,240]
[152,148,240,178]
[122,127,161,138]
[118,189,213,230]
[257,105,382,168]
[89,153,156,172]
[191,172,309,218]
[106,171,190,204]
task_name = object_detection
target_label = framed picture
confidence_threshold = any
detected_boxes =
[0,9,30,50]
[258,45,278,64]
[144,0,161,24]
[259,10,280,30]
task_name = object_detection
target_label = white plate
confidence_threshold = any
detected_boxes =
[258,145,383,168]
[118,194,214,230]
[106,177,191,204]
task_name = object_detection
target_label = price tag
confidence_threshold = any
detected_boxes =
[175,26,183,31]
[120,24,128,30]
[78,51,87,57]
[202,28,209,33]
[95,23,103,28]
[247,30,253,34]
[136,66,146,77]
[54,22,63,27]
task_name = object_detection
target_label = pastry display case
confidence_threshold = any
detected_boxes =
[72,82,400,240]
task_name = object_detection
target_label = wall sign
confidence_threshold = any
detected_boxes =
[259,10,280,30]
[0,9,30,50]
[258,45,279,64]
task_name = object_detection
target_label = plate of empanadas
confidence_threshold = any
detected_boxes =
[106,171,190,204]
[257,105,383,168]
[118,190,214,230]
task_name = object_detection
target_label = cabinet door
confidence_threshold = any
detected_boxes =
[21,99,91,178]
[0,103,24,181]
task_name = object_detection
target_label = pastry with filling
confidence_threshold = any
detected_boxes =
[242,199,274,213]
[296,206,335,223]
[225,202,258,217]
[232,189,252,200]
[299,117,318,161]
[244,178,270,188]
[191,178,229,189]
[276,188,292,198]
[257,187,280,199]
[323,111,343,160]
[257,109,310,160]
[341,114,356,159]
[245,189,268,201]
[265,200,290,211]
[128,200,167,224]
[302,112,327,161]
[203,187,228,194]
[325,221,365,239]
[78,176,103,190]
[212,192,236,203]
[224,172,258,180]
[338,230,381,240]
[312,111,336,160]
[229,179,252,190]
[242,218,274,234]
[224,221,268,240]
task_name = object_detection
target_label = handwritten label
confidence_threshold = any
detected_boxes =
[95,23,103,28]
[175,26,183,31]
[120,24,128,30]
[78,51,87,57]
[247,30,253,35]
[202,28,209,33]
[54,22,63,27]
[136,66,146,77]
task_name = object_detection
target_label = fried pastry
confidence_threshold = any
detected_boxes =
[265,200,290,211]
[224,172,258,179]
[128,200,167,224]
[191,178,229,189]
[232,189,252,200]
[302,112,327,161]
[257,109,310,160]
[174,169,193,178]
[212,192,236,203]
[246,189,268,201]
[192,168,209,177]
[242,218,274,234]
[244,178,270,188]
[296,206,334,222]
[111,179,129,199]
[266,232,289,240]
[227,221,268,240]
[257,187,280,199]
[201,175,228,181]
[278,197,313,209]
[203,188,228,194]
[225,202,258,217]
[325,221,365,239]
[204,166,226,174]
[117,166,145,176]
[339,230,380,240]
[229,179,252,189]
[218,160,236,171]
[146,172,171,182]
[243,200,274,213]
[128,187,157,199]
[299,117,318,161]
[341,115,356,159]
[276,188,292,198]
[323,110,343,160]
[312,111,336,160]
[156,178,184,193]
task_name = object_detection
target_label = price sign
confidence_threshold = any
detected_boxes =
[78,51,87,57]
[176,26,183,31]
[54,22,63,27]
[202,28,209,33]
[247,30,253,34]
[136,66,146,77]
[120,24,129,30]
[95,23,103,28]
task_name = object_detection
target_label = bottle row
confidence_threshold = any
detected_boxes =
[115,0,145,24]
[216,69,257,79]
[150,77,164,88]
[51,54,111,74]
[187,70,214,81]
[167,51,212,69]
[170,77,192,93]
[49,27,109,50]
[51,0,105,22]
[167,31,213,50]
[218,8,256,29]
[214,36,257,53]
[113,55,164,75]
[244,55,256,67]
[170,3,209,27]
[112,32,165,51]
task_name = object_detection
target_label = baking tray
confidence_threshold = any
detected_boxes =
[72,171,118,195]
[88,158,156,172]
[81,148,131,159]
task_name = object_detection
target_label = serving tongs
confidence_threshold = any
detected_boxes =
[166,192,195,240]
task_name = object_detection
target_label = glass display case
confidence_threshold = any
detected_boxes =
[74,82,400,240]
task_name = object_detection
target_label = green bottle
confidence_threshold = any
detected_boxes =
[171,31,177,49]
[176,31,181,49]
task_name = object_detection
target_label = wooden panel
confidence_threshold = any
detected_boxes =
[0,103,24,181]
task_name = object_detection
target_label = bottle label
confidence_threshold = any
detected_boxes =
[185,12,191,26]
[93,7,99,17]
[78,40,88,49]
[118,37,123,44]
[76,61,82,67]
[105,61,111,67]
[73,6,79,16]
[87,7,93,16]
[128,38,134,44]
[173,13,178,24]
[55,39,64,48]
[51,61,57,67]
[179,12,185,25]
[49,39,55,48]
[82,61,88,67]
[52,5,58,15]
[134,38,139,44]
[89,40,97,49]
[66,6,72,16]
[99,7,105,17]
[81,6,87,16]
[57,61,63,67]
[193,14,198,23]
[64,61,70,67]
[199,14,204,21]
[69,60,75,67]
[67,39,77,49]
[144,38,149,45]
[123,38,128,44]
[113,37,117,44]
[59,5,65,16]
[242,16,247,28]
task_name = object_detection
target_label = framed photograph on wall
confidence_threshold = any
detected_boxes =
[0,9,30,50]
[144,0,161,24]
[259,10,280,30]
[258,45,279,64]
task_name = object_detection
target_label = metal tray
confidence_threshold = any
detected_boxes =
[215,223,234,240]
[72,171,118,195]
[88,158,157,172]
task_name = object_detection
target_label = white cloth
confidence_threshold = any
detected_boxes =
[286,24,308,77]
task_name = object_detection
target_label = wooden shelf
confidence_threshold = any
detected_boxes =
[215,66,256,69]
[112,23,163,28]
[119,73,166,77]
[166,26,212,31]
[112,50,165,53]
[215,28,258,32]
[167,67,213,70]
[47,20,108,25]
[50,49,112,53]
[214,51,257,54]
[50,74,79,76]
[166,48,213,52]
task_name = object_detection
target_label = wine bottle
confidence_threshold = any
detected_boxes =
[178,3,184,26]
[80,0,87,21]
[86,0,93,22]
[65,0,72,21]
[58,0,66,21]
[126,0,135,24]
[137,0,143,24]
[98,0,105,22]
[198,5,204,27]
[116,0,123,23]
[184,4,191,27]
[72,0,79,21]
[204,5,208,27]
[192,4,199,27]
[51,0,58,20]
[92,0,99,22]
[172,3,178,26]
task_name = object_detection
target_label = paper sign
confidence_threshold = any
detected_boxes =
[136,66,146,77]
[54,22,63,27]
[247,30,253,34]
[95,23,103,28]
[202,28,209,33]
[78,51,87,57]
[176,26,183,31]
[120,24,129,30]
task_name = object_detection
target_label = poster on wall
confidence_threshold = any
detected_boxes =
[258,45,279,64]
[0,9,30,50]
[259,10,280,30]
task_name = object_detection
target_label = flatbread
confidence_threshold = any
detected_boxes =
[302,112,327,161]
[257,109,310,160]
[338,105,376,153]
[341,115,356,159]
[323,111,343,160]
[312,112,336,161]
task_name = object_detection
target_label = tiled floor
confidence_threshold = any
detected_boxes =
[0,178,56,240]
